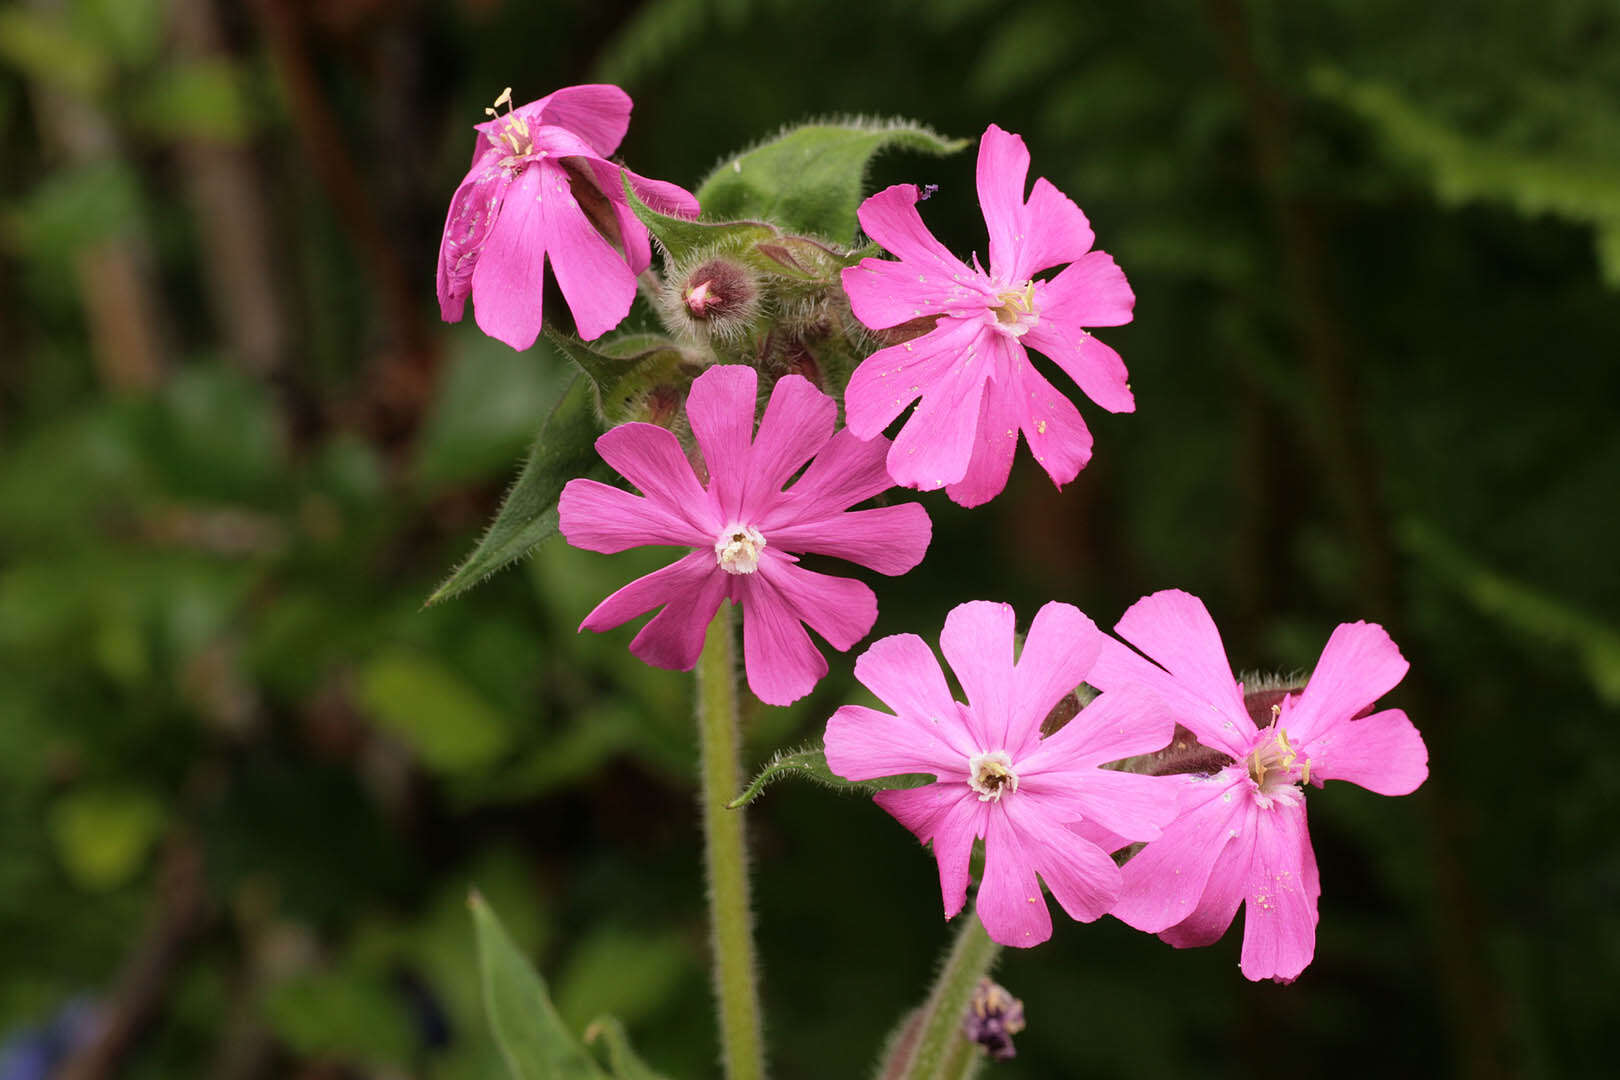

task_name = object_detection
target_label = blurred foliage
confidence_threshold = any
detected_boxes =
[1,0,1617,1077]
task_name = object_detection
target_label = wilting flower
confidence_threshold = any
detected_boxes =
[1088,589,1429,982]
[839,124,1135,507]
[437,85,699,349]
[823,601,1175,947]
[558,365,931,706]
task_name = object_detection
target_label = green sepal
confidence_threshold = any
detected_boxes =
[727,743,932,809]
[619,171,774,264]
[546,329,705,427]
[470,891,608,1080]
[426,374,603,606]
[694,119,970,245]
[582,1016,670,1080]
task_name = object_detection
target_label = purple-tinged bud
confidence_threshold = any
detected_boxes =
[675,258,759,335]
[962,979,1025,1062]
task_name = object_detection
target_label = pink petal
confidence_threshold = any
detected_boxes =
[840,258,980,331]
[1014,355,1095,492]
[976,124,1032,282]
[824,705,971,782]
[844,316,986,442]
[1038,249,1136,328]
[557,478,708,552]
[737,569,827,706]
[975,808,1053,947]
[530,84,632,157]
[853,633,966,731]
[534,160,637,341]
[1301,707,1428,796]
[1019,687,1176,772]
[854,184,973,277]
[1010,602,1102,753]
[1024,329,1133,419]
[768,427,897,515]
[873,784,985,920]
[623,168,700,220]
[469,167,548,350]
[1088,636,1248,759]
[1157,812,1254,948]
[755,555,876,652]
[1112,772,1248,933]
[886,330,998,492]
[940,601,1017,750]
[437,155,509,321]
[1013,177,1097,278]
[593,423,715,524]
[1004,796,1121,923]
[742,374,836,516]
[942,367,1021,509]
[685,365,758,523]
[764,504,931,576]
[1019,767,1178,845]
[1286,621,1410,745]
[1109,590,1253,753]
[1237,802,1320,983]
[580,551,726,671]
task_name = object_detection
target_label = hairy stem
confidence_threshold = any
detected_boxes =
[889,915,999,1080]
[697,603,766,1080]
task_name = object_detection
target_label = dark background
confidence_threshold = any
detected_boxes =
[2,1,1616,1076]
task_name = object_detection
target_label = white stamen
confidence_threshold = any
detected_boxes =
[715,524,766,575]
[968,750,1019,802]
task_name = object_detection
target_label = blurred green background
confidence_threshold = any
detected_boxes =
[2,0,1616,1076]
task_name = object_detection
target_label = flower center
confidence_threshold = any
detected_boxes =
[1244,714,1310,807]
[714,524,766,575]
[967,750,1019,802]
[483,87,540,168]
[990,281,1039,338]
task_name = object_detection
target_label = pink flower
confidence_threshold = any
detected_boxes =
[558,365,931,706]
[823,601,1177,947]
[839,124,1136,507]
[437,85,699,349]
[1088,590,1429,982]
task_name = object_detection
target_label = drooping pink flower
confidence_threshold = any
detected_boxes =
[823,601,1177,947]
[558,365,931,706]
[437,85,699,349]
[839,124,1136,507]
[1087,589,1429,982]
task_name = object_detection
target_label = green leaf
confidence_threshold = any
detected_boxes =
[619,171,775,265]
[694,119,969,244]
[471,891,607,1080]
[727,743,932,809]
[357,651,512,773]
[428,373,603,605]
[416,329,564,491]
[48,785,167,891]
[583,1016,670,1080]
[547,330,700,426]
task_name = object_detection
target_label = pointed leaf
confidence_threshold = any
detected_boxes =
[583,1016,671,1080]
[619,171,776,264]
[548,330,702,427]
[428,375,603,605]
[695,120,970,244]
[471,892,607,1080]
[727,743,932,809]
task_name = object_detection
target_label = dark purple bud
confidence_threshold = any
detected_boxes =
[962,978,1025,1062]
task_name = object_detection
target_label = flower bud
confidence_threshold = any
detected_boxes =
[665,256,760,343]
[962,979,1025,1062]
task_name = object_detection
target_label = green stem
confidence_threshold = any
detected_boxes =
[696,603,766,1080]
[895,915,1000,1080]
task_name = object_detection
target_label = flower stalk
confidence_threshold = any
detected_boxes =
[888,915,1001,1080]
[696,602,766,1080]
